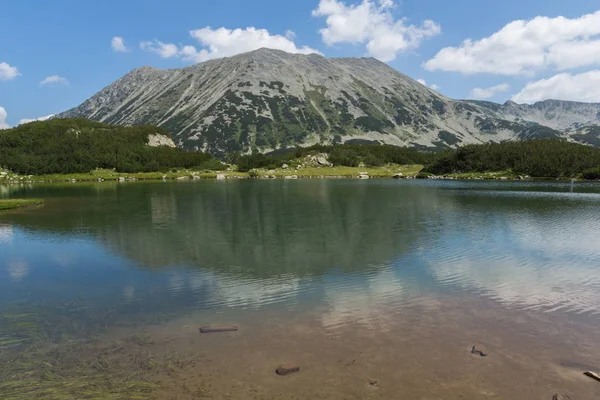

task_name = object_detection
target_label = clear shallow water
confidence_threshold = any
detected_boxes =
[1,179,600,332]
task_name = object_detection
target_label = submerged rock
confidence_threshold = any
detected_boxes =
[276,363,300,376]
[368,378,378,385]
[552,394,571,400]
[199,325,238,333]
[471,345,488,357]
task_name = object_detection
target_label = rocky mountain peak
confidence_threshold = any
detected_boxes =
[56,49,600,156]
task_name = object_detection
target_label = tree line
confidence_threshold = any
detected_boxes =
[1,119,599,179]
[423,139,600,178]
[0,119,223,174]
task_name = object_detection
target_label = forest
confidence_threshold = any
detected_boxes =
[0,119,222,174]
[1,119,599,179]
[423,140,600,178]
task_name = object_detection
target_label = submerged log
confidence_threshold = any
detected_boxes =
[584,371,600,382]
[199,325,238,333]
[471,344,488,357]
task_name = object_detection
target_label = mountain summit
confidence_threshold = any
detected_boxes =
[57,48,600,155]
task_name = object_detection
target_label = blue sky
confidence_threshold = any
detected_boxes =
[1,0,600,128]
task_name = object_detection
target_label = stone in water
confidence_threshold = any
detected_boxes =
[276,363,300,376]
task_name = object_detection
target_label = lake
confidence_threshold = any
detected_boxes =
[1,179,600,399]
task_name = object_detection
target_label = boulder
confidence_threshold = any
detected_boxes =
[284,175,298,180]
[392,173,403,179]
[216,174,226,180]
[276,363,300,376]
[118,177,126,182]
[282,164,289,169]
[368,378,378,385]
[316,156,333,167]
[552,394,571,400]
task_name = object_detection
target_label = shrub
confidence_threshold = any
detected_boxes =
[583,166,600,180]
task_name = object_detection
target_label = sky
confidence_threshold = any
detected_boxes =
[1,0,600,128]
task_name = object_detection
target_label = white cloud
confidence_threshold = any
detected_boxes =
[140,40,179,58]
[40,75,69,86]
[111,36,129,52]
[285,30,296,40]
[0,106,9,129]
[312,0,441,62]
[424,10,600,75]
[416,78,440,91]
[19,114,55,125]
[512,70,600,104]
[141,27,321,63]
[0,62,20,81]
[469,83,510,99]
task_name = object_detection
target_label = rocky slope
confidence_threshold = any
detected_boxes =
[57,48,600,155]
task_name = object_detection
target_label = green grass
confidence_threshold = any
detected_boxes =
[0,305,208,399]
[1,165,424,183]
[5,169,247,183]
[253,164,424,178]
[0,199,43,211]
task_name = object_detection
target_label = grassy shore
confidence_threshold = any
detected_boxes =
[2,165,593,184]
[0,199,43,211]
[254,164,423,178]
[0,165,424,183]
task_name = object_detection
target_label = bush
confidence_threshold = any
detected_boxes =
[0,119,217,174]
[423,140,600,178]
[583,166,600,180]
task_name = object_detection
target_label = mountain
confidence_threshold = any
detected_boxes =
[56,48,600,156]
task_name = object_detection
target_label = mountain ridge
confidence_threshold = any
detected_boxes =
[57,48,600,156]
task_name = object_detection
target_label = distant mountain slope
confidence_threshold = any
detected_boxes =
[57,48,600,156]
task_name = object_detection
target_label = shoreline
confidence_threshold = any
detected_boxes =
[0,199,43,211]
[1,165,598,184]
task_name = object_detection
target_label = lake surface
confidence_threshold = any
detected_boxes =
[2,179,600,399]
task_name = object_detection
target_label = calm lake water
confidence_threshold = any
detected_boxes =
[2,179,600,399]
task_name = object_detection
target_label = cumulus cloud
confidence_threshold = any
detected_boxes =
[424,10,600,75]
[0,106,9,129]
[140,40,179,58]
[40,75,69,86]
[416,79,440,91]
[0,62,20,81]
[111,36,129,52]
[141,27,321,63]
[512,70,600,104]
[19,114,55,125]
[469,83,510,99]
[312,0,441,62]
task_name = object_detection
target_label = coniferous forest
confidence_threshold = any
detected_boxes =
[0,119,599,179]
[0,119,220,174]
[422,140,600,178]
